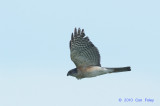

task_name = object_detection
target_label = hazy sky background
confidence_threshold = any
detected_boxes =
[0,0,159,106]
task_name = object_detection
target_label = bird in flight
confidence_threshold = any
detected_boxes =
[67,28,131,79]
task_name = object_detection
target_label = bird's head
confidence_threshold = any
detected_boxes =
[67,68,78,77]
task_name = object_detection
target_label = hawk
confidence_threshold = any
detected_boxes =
[67,28,131,79]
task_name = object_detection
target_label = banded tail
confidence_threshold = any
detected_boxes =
[105,66,131,73]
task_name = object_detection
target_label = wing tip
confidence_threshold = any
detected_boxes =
[73,27,85,37]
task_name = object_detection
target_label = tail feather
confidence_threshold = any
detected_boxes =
[105,66,131,73]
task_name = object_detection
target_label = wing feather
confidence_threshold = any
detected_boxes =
[70,28,101,67]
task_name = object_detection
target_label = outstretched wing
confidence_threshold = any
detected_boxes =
[70,28,101,67]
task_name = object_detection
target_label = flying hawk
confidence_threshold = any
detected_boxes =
[67,28,131,79]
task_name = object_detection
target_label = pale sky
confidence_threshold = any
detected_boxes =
[0,0,159,106]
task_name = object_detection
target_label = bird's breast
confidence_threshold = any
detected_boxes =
[77,66,106,78]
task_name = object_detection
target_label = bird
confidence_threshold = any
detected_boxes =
[67,28,131,79]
